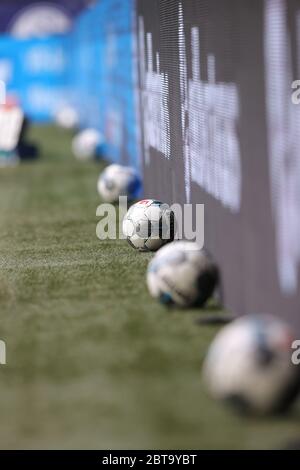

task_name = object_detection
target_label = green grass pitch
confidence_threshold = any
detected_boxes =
[0,125,299,449]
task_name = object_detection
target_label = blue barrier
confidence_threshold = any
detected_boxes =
[69,0,139,168]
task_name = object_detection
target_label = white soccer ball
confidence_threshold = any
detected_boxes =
[54,105,79,129]
[123,199,175,252]
[97,164,141,203]
[147,241,218,307]
[72,128,103,161]
[203,314,300,415]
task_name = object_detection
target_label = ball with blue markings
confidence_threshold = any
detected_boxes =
[55,105,79,129]
[97,164,141,203]
[147,241,218,307]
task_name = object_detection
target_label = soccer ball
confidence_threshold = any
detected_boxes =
[203,314,300,415]
[72,128,103,161]
[147,241,218,307]
[54,105,79,129]
[97,164,141,203]
[122,199,175,252]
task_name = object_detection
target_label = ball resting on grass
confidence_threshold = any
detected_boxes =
[54,106,79,130]
[147,241,218,307]
[98,164,141,203]
[203,314,300,415]
[123,199,175,252]
[72,128,103,161]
